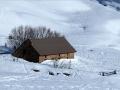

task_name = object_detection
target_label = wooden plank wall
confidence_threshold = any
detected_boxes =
[39,53,74,62]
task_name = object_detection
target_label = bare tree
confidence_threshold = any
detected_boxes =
[53,60,58,68]
[54,59,72,69]
[68,59,72,69]
[8,25,61,51]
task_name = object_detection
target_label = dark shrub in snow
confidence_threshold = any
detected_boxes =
[63,73,71,76]
[32,69,40,72]
[49,71,54,75]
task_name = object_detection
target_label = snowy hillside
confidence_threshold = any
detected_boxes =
[96,0,120,11]
[1,0,120,90]
[1,0,120,47]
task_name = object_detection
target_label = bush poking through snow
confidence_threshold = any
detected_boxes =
[63,73,71,76]
[99,70,117,76]
[53,60,58,68]
[52,59,72,69]
[32,69,40,72]
[58,60,72,69]
[57,73,60,75]
[12,57,18,62]
[49,71,54,75]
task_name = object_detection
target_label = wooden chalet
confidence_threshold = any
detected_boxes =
[12,37,76,63]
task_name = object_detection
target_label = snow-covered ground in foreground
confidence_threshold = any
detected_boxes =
[1,0,120,90]
[1,53,120,90]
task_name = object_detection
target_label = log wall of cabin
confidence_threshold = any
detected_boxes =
[39,53,75,62]
[46,55,59,60]
[39,56,46,62]
[68,53,74,58]
[60,54,68,59]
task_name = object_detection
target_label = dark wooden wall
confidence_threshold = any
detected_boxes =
[12,40,39,62]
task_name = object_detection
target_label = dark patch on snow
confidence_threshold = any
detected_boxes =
[89,49,94,52]
[49,71,54,75]
[57,73,60,75]
[99,70,117,76]
[32,69,40,72]
[63,73,71,76]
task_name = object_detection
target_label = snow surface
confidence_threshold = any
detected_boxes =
[1,0,120,90]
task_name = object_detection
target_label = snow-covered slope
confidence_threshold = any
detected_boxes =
[0,0,90,35]
[1,0,120,47]
[96,0,120,11]
[1,0,120,89]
